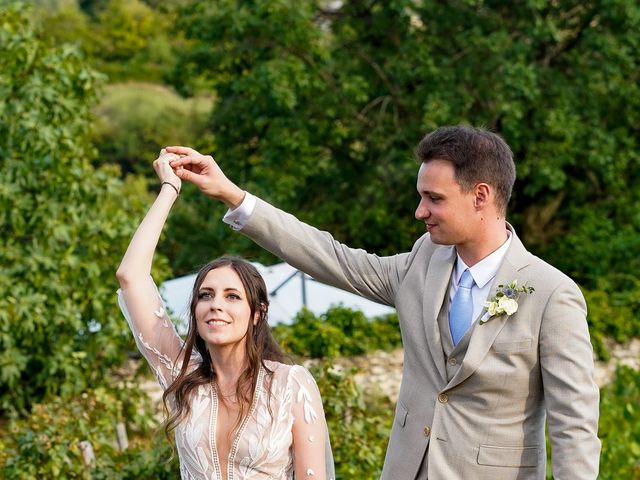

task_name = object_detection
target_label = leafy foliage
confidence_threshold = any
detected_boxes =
[35,0,179,82]
[311,361,392,479]
[3,357,639,478]
[0,385,179,479]
[0,3,170,413]
[168,0,640,345]
[92,82,213,176]
[3,0,640,477]
[584,278,640,360]
[273,307,402,358]
[90,81,219,274]
[597,366,640,479]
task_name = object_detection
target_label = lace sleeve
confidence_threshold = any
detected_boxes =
[117,277,198,390]
[289,366,335,480]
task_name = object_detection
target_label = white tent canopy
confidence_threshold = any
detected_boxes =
[160,261,395,333]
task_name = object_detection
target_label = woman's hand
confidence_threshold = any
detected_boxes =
[165,146,245,209]
[153,149,182,194]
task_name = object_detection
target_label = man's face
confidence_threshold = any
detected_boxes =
[415,159,478,246]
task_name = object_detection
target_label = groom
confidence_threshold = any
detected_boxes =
[168,125,600,479]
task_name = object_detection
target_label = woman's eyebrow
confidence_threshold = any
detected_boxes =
[199,286,241,293]
[223,287,241,293]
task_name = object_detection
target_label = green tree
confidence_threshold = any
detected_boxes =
[171,0,424,263]
[35,0,179,82]
[92,82,213,176]
[171,0,640,272]
[171,0,639,346]
[0,3,169,413]
[91,82,219,275]
[92,0,174,80]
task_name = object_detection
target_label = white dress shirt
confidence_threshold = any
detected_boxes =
[223,191,257,230]
[448,232,512,324]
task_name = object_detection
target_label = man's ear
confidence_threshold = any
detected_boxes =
[474,183,491,210]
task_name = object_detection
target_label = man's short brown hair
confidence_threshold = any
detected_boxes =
[415,125,516,215]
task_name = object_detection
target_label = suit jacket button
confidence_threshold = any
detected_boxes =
[448,357,457,366]
[438,393,448,403]
[423,426,431,436]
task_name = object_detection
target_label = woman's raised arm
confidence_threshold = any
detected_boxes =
[116,151,188,390]
[116,150,181,286]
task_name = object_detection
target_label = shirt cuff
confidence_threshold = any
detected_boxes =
[222,192,256,231]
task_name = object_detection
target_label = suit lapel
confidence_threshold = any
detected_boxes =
[422,245,456,384]
[445,227,532,391]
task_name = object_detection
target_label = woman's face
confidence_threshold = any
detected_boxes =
[194,266,256,352]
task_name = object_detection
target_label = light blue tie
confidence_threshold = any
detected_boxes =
[449,269,475,346]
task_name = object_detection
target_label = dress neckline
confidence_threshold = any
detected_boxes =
[209,366,267,480]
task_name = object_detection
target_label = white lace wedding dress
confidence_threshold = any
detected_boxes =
[118,280,335,480]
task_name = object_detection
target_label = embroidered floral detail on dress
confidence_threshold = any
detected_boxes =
[292,367,319,425]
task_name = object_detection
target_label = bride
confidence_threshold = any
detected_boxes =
[116,150,334,479]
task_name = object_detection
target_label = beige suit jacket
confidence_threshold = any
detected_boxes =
[240,197,600,479]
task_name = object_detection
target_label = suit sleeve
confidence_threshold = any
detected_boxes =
[539,282,601,479]
[239,197,408,307]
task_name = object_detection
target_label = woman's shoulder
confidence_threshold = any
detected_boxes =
[263,360,315,384]
[263,359,294,376]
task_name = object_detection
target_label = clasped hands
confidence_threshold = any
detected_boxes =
[155,146,245,209]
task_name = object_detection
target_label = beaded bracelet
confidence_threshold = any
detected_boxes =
[161,181,180,196]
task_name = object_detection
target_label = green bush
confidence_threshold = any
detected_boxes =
[311,361,392,479]
[584,276,640,360]
[273,306,402,358]
[597,366,640,479]
[0,385,180,479]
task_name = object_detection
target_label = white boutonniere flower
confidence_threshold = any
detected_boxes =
[480,280,534,324]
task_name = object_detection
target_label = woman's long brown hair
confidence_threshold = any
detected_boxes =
[162,256,287,443]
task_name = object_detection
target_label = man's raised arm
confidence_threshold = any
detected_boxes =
[166,145,409,307]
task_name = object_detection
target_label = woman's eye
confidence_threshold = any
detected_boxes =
[227,293,241,300]
[198,292,212,300]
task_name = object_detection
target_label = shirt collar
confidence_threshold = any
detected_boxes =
[454,231,512,288]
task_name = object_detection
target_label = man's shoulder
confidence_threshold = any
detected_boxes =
[520,250,582,296]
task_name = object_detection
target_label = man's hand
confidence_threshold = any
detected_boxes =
[165,146,245,209]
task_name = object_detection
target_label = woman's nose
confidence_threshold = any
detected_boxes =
[209,296,223,310]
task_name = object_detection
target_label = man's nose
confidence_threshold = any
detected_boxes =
[415,200,429,220]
